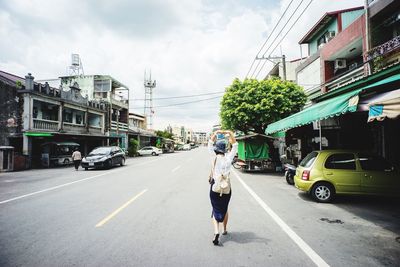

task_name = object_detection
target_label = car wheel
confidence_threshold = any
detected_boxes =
[64,158,70,165]
[311,182,335,203]
[285,172,294,185]
[151,152,156,156]
[120,158,125,166]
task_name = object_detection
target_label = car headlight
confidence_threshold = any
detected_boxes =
[82,158,87,163]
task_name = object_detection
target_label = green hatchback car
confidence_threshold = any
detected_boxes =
[294,150,400,202]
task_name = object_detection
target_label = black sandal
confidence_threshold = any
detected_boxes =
[212,234,220,245]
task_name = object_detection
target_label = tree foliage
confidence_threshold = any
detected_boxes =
[220,78,306,134]
[155,130,174,139]
[128,138,139,157]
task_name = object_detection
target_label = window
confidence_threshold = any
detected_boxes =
[325,153,356,170]
[300,152,318,168]
[317,33,327,49]
[63,110,73,123]
[358,154,393,171]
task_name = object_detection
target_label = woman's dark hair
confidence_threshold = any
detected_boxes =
[215,151,225,156]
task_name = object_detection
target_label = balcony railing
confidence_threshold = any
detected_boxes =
[33,118,59,131]
[325,66,364,92]
[89,125,103,135]
[62,122,86,134]
[366,35,400,62]
[111,98,128,109]
[111,121,129,132]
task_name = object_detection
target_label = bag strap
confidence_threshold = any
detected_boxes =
[209,157,217,179]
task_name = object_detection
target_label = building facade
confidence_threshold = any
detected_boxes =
[0,71,110,168]
[60,75,130,150]
[266,1,400,168]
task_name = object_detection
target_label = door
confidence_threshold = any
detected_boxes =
[322,153,361,193]
[142,147,151,155]
[358,153,399,195]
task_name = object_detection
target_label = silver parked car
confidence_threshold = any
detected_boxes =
[137,146,163,156]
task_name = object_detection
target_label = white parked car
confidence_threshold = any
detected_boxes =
[137,146,163,156]
[183,144,191,150]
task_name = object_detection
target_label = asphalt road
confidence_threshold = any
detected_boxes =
[0,148,399,267]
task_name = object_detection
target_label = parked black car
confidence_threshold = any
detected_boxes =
[81,146,125,170]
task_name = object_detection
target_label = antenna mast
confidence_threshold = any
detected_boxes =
[144,70,156,129]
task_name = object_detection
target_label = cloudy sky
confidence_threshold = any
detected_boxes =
[0,0,363,131]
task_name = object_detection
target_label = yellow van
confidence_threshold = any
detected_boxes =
[294,150,400,202]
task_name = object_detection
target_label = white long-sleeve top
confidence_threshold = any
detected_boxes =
[208,139,238,179]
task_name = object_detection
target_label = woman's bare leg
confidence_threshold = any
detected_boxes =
[223,212,229,233]
[212,217,219,234]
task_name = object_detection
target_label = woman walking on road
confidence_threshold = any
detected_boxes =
[71,148,82,171]
[208,130,238,245]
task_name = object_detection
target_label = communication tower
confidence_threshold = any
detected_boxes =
[68,54,84,76]
[144,71,156,129]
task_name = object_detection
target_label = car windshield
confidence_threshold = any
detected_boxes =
[88,147,111,156]
[299,151,318,168]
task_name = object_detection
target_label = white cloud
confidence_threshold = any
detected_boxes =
[0,0,363,131]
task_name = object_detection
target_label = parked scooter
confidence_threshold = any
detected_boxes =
[284,163,296,185]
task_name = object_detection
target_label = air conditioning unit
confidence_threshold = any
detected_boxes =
[334,59,347,70]
[325,31,336,41]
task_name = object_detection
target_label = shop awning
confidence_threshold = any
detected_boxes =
[367,89,400,122]
[265,89,362,134]
[265,73,400,134]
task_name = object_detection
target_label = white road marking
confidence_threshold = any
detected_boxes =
[233,170,330,267]
[0,159,159,205]
[171,165,181,172]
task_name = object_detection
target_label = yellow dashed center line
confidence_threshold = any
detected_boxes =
[95,189,148,228]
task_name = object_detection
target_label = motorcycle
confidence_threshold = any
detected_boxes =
[284,163,296,185]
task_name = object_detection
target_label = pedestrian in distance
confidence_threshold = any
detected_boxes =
[71,148,82,171]
[208,129,238,245]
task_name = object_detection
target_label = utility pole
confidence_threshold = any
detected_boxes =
[144,71,156,129]
[282,55,287,81]
[255,55,287,80]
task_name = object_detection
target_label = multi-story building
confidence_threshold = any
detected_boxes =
[296,6,365,100]
[128,112,155,148]
[0,71,109,168]
[266,2,400,167]
[193,131,208,144]
[60,75,130,150]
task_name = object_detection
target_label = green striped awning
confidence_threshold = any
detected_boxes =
[265,89,361,134]
[265,73,400,135]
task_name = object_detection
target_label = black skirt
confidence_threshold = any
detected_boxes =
[209,182,231,223]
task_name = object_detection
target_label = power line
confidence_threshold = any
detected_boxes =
[251,0,306,79]
[131,91,224,101]
[131,95,222,109]
[245,0,295,79]
[255,0,314,79]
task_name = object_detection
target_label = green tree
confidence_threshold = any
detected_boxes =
[155,130,174,139]
[128,138,139,157]
[220,78,306,134]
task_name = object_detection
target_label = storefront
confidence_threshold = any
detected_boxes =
[266,73,400,168]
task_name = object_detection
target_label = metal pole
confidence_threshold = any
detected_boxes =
[364,0,371,75]
[282,55,287,81]
[319,120,322,150]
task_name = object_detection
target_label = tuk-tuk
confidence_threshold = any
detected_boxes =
[41,142,80,167]
[234,133,278,171]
